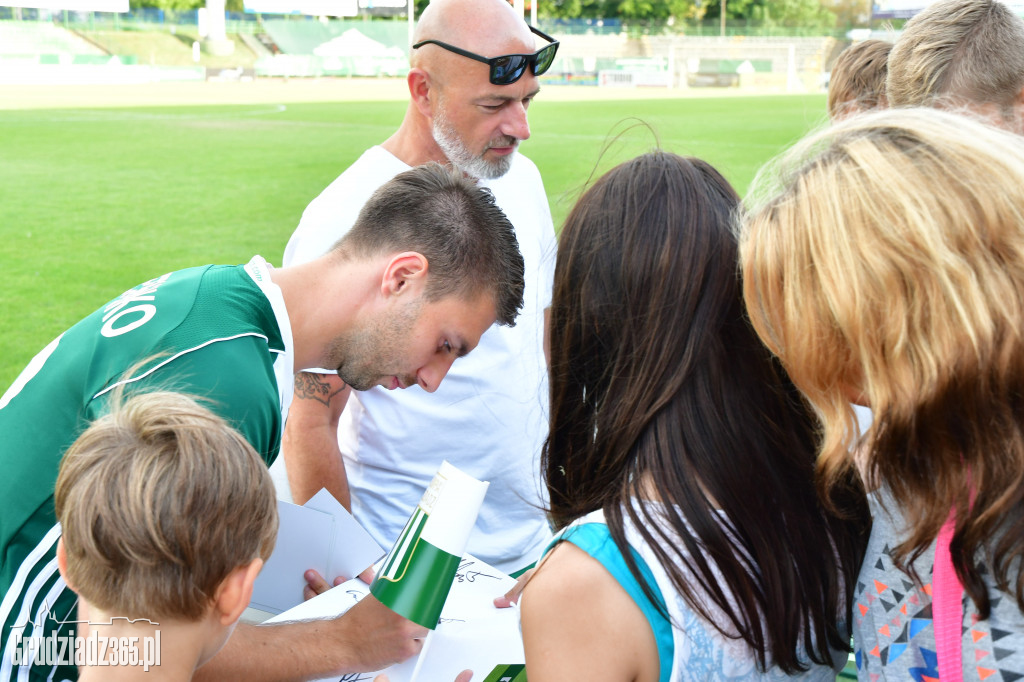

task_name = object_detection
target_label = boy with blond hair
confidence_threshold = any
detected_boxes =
[827,39,892,119]
[53,391,278,680]
[887,0,1024,132]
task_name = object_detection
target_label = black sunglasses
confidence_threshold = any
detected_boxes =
[412,25,559,85]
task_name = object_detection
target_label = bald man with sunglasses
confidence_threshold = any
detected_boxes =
[279,0,558,591]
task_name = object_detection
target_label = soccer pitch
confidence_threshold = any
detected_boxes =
[0,83,828,390]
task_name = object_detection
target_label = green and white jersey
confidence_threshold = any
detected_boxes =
[0,255,294,681]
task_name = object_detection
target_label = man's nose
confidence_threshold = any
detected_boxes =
[502,101,531,142]
[417,354,458,393]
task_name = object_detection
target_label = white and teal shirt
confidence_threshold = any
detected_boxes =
[545,507,847,681]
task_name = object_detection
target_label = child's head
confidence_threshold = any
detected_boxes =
[740,107,1024,613]
[741,107,1024,475]
[541,150,867,669]
[827,39,892,120]
[544,150,756,526]
[886,0,1024,130]
[55,390,278,626]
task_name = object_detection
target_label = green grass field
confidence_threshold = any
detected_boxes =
[0,91,828,390]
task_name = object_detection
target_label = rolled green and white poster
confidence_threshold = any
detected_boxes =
[370,460,490,629]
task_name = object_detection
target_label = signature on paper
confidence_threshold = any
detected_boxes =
[454,559,500,585]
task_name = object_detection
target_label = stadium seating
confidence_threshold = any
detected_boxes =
[0,20,106,58]
[256,19,409,77]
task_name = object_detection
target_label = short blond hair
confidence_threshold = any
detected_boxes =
[740,106,1024,615]
[887,0,1024,121]
[828,40,893,119]
[55,391,278,621]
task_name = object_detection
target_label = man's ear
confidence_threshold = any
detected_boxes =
[56,537,75,591]
[212,558,263,627]
[381,252,429,298]
[409,68,434,119]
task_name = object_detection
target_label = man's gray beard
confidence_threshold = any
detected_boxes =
[432,115,514,180]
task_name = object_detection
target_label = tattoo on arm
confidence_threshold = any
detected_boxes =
[293,373,348,406]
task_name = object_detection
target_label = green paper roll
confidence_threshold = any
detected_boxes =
[371,461,489,629]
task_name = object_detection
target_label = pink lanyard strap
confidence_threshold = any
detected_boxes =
[933,512,963,682]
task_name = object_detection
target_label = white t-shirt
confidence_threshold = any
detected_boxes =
[281,146,556,573]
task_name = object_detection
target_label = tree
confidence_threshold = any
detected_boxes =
[129,0,201,10]
[616,0,685,21]
[703,0,756,21]
[539,0,620,19]
[745,0,835,28]
[826,0,872,28]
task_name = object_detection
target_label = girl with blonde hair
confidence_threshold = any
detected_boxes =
[741,107,1024,680]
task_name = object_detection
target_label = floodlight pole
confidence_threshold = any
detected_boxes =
[720,0,725,36]
[408,0,415,52]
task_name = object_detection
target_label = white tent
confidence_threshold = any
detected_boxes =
[313,28,405,58]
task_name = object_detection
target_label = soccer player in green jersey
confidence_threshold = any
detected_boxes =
[0,163,525,681]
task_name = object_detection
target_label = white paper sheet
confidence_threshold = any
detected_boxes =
[305,488,386,580]
[250,489,385,614]
[264,555,526,682]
